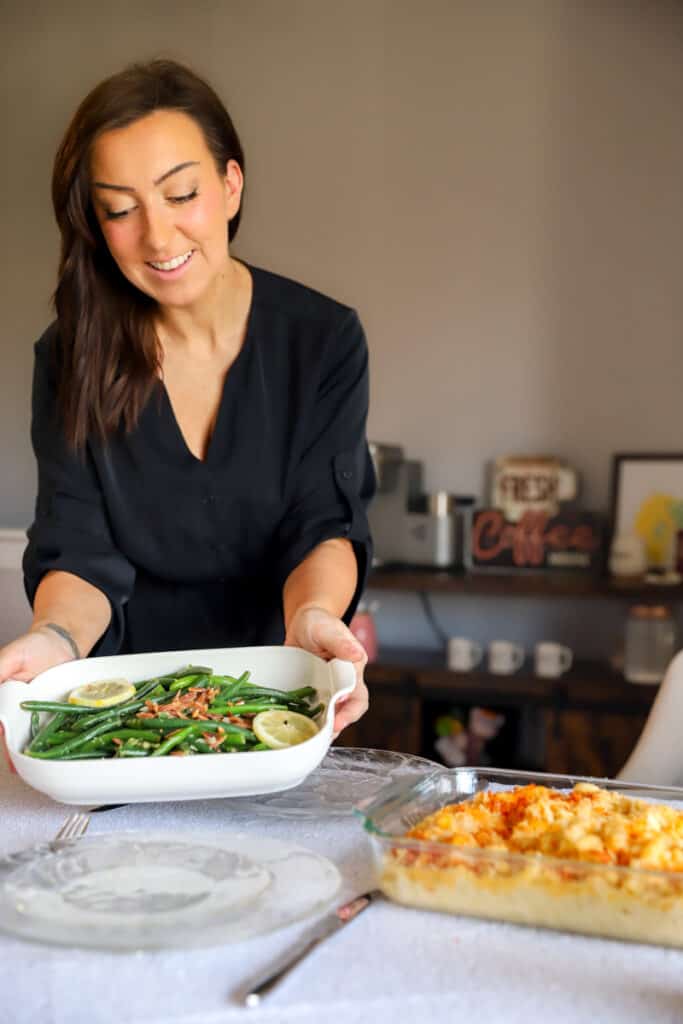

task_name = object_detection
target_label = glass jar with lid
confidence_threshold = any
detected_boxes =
[623,604,677,684]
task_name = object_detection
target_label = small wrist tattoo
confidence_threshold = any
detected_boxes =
[39,623,81,660]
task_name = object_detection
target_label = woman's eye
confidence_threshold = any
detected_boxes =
[104,207,135,221]
[168,190,198,204]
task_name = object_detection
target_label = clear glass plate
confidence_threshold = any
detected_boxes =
[0,832,341,950]
[230,747,441,819]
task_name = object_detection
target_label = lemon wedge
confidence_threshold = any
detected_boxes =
[252,709,319,749]
[68,678,135,708]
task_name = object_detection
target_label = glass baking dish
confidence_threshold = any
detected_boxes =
[354,767,683,948]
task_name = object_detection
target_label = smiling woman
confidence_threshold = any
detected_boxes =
[0,59,375,735]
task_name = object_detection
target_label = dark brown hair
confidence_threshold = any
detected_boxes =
[51,58,245,448]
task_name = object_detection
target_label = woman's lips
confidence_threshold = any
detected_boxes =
[146,249,195,278]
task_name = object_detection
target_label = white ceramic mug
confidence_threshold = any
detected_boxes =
[534,641,573,678]
[488,640,525,675]
[448,637,483,672]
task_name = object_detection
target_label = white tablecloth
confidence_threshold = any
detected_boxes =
[1,759,683,1024]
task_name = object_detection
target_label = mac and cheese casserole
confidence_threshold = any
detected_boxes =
[382,782,683,947]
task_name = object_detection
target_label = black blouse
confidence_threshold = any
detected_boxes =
[23,264,375,656]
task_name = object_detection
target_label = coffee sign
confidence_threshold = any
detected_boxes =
[467,508,603,571]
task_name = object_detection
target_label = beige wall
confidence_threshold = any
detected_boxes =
[2,0,682,532]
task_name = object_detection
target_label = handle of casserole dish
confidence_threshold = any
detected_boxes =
[0,680,28,772]
[327,658,356,713]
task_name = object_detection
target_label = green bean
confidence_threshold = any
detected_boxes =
[26,710,68,752]
[30,711,40,741]
[21,701,96,714]
[58,751,112,760]
[252,742,270,751]
[211,702,291,715]
[151,725,194,757]
[286,686,317,700]
[167,673,210,693]
[162,665,214,680]
[228,685,314,701]
[68,683,163,731]
[135,716,252,735]
[26,717,123,759]
[43,730,80,746]
[80,729,163,751]
[186,738,213,754]
[133,675,174,692]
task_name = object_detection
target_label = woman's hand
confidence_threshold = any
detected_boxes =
[284,605,369,734]
[0,628,77,685]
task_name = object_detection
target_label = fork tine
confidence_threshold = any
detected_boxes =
[54,812,91,842]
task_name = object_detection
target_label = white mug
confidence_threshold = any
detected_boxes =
[608,533,647,578]
[534,641,573,678]
[448,636,483,672]
[488,640,525,675]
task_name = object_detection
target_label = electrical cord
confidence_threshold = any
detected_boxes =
[418,591,450,648]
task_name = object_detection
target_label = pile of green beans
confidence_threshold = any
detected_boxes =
[21,666,323,760]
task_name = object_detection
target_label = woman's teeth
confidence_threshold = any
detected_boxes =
[148,250,193,271]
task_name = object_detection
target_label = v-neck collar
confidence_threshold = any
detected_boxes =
[158,261,257,468]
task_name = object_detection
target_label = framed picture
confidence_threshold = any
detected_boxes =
[609,453,683,571]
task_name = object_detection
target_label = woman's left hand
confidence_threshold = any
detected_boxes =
[284,605,368,734]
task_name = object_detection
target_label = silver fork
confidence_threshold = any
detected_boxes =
[51,812,91,847]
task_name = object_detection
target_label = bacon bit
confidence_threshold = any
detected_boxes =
[112,737,123,746]
[136,685,223,723]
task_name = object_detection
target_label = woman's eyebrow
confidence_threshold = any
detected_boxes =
[92,160,200,193]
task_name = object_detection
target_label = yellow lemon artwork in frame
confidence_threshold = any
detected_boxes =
[634,494,677,568]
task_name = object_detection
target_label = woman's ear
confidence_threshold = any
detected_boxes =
[224,159,244,218]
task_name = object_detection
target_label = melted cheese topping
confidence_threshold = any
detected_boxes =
[405,782,683,872]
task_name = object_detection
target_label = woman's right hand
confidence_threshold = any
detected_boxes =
[0,628,77,685]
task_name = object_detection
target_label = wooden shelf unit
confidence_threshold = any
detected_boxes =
[338,567,680,776]
[336,649,657,778]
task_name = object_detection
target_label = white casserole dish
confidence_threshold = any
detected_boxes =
[0,646,355,805]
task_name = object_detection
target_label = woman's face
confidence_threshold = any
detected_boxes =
[89,109,242,308]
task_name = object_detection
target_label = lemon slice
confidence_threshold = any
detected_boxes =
[68,678,135,708]
[252,709,319,750]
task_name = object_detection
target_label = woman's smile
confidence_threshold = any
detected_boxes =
[146,248,196,278]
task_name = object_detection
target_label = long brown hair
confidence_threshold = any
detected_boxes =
[51,59,245,449]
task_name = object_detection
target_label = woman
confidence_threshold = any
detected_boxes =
[0,59,375,733]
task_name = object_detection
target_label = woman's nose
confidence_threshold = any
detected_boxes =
[142,205,173,253]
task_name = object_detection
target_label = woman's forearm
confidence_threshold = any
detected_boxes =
[282,538,358,631]
[31,570,112,658]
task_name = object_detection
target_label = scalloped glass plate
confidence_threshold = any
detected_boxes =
[0,832,341,950]
[230,747,441,819]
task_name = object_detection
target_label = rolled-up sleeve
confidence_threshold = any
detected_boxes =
[274,309,376,623]
[22,335,136,655]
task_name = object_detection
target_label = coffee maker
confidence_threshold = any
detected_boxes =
[368,443,471,568]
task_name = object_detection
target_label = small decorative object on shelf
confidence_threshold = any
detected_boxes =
[608,531,648,580]
[534,641,573,678]
[367,441,475,569]
[488,640,525,675]
[489,455,579,522]
[434,706,505,767]
[447,636,483,672]
[609,453,683,583]
[349,600,379,663]
[623,604,676,685]
[466,507,603,572]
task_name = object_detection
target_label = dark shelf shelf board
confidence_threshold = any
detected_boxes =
[365,648,658,713]
[368,567,683,601]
